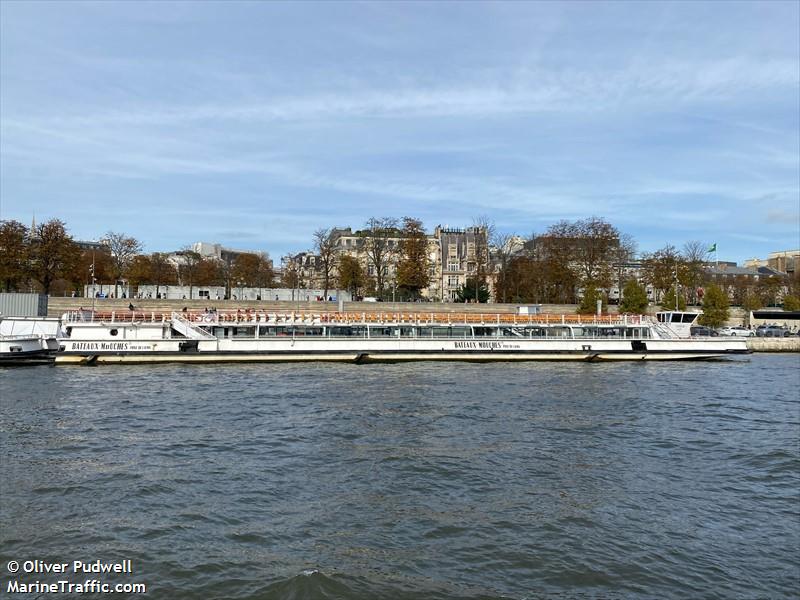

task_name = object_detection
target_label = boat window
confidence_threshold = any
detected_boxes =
[400,327,415,337]
[109,329,118,336]
[369,327,394,338]
[682,314,697,323]
[474,327,496,337]
[329,326,353,336]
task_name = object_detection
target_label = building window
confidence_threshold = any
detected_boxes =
[448,276,460,287]
[448,262,459,271]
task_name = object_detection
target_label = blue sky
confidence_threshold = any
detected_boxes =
[1,1,798,263]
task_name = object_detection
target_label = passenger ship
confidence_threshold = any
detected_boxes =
[54,309,748,364]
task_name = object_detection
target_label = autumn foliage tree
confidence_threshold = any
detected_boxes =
[231,252,274,294]
[338,255,365,298]
[396,217,429,299]
[0,220,30,291]
[29,219,80,294]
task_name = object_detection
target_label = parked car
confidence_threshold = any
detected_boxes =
[690,326,719,337]
[756,325,791,338]
[717,326,755,337]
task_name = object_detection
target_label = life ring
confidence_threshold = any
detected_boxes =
[203,314,213,323]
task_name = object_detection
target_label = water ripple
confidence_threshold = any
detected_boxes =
[1,355,798,599]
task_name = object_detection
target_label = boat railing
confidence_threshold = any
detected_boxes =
[63,310,647,328]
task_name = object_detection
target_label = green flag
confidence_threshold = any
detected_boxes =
[708,243,716,253]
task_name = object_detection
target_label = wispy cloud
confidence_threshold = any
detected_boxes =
[1,1,798,261]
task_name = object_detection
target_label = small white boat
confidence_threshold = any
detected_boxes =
[54,309,749,365]
[0,315,60,365]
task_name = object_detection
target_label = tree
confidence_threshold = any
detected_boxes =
[149,252,178,298]
[230,253,261,287]
[570,217,619,287]
[362,217,398,298]
[757,276,783,307]
[313,228,338,300]
[577,285,607,315]
[661,286,687,311]
[126,255,153,288]
[194,258,222,287]
[741,293,762,327]
[254,252,275,293]
[742,293,762,313]
[29,219,80,294]
[396,217,429,299]
[491,231,517,304]
[641,244,687,303]
[177,248,202,299]
[699,284,729,328]
[682,240,710,305]
[783,295,800,311]
[456,278,489,303]
[470,216,494,303]
[0,220,30,291]
[281,260,300,290]
[338,255,365,299]
[230,252,273,298]
[611,232,637,304]
[105,231,143,285]
[537,223,584,303]
[619,279,649,314]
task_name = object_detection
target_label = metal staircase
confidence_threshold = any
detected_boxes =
[170,312,216,340]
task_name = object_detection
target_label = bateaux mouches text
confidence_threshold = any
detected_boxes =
[68,342,152,351]
[453,341,520,350]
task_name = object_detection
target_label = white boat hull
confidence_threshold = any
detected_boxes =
[55,337,747,364]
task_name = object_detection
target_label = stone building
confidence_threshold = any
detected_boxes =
[283,224,489,302]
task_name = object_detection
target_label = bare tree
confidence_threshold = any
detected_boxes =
[177,247,202,299]
[363,217,398,298]
[313,228,338,300]
[571,217,619,287]
[490,229,517,304]
[682,240,710,305]
[611,232,637,304]
[471,215,495,303]
[641,244,686,305]
[105,231,142,297]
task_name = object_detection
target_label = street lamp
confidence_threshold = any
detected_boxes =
[90,250,97,315]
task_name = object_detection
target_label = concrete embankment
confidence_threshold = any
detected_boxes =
[746,338,800,353]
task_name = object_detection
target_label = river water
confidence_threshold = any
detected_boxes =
[1,355,798,599]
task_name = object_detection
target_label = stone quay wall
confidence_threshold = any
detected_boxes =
[746,338,800,353]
